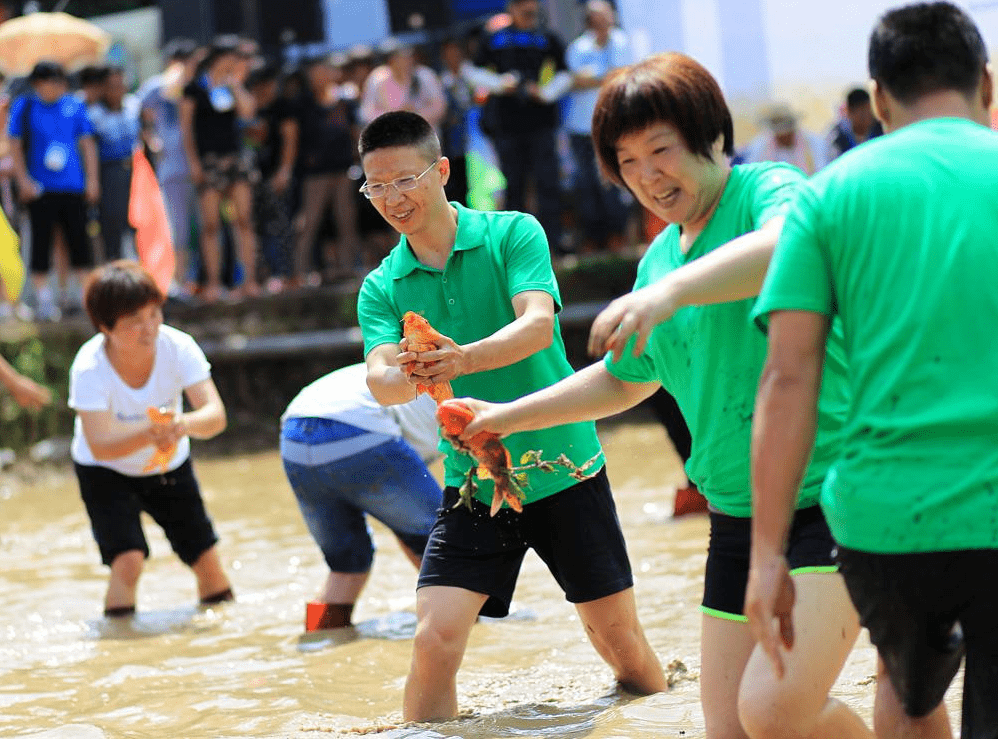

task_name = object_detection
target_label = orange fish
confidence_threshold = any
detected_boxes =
[402,311,454,403]
[437,399,524,516]
[143,406,176,474]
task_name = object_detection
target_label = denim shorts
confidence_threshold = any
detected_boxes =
[75,458,219,567]
[418,467,634,618]
[281,418,443,573]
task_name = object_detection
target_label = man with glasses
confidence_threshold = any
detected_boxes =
[356,111,666,722]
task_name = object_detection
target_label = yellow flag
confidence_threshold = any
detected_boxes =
[0,207,23,303]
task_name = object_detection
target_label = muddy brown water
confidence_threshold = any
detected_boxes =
[1,414,962,738]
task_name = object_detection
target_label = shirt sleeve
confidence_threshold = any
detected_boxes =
[752,184,836,330]
[501,213,562,310]
[566,39,583,73]
[549,33,569,72]
[176,332,212,388]
[76,102,95,137]
[7,96,25,138]
[68,361,110,412]
[603,336,659,384]
[749,163,805,228]
[358,274,403,357]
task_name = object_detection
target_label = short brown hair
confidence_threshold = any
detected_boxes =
[592,52,734,187]
[84,260,164,330]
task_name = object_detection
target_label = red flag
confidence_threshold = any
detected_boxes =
[128,149,175,295]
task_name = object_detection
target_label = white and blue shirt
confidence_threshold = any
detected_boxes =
[564,28,631,135]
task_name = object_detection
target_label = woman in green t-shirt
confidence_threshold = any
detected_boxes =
[454,53,869,739]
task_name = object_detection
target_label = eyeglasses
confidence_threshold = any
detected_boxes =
[360,159,440,199]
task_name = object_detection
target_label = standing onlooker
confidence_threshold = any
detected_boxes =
[246,63,298,289]
[8,61,99,321]
[439,38,475,206]
[88,66,141,262]
[139,39,201,297]
[180,36,259,301]
[466,0,573,254]
[69,260,233,616]
[293,57,362,283]
[565,0,632,254]
[359,40,446,130]
[743,103,831,176]
[827,87,884,160]
[76,65,109,108]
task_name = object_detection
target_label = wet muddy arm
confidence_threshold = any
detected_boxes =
[670,216,784,306]
[77,409,156,460]
[475,361,658,436]
[460,290,555,376]
[366,343,418,406]
[180,378,227,440]
[750,309,829,558]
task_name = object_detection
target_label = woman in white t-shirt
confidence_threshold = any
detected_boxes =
[69,260,233,617]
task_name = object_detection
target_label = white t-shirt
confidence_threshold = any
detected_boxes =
[69,324,212,476]
[281,363,441,464]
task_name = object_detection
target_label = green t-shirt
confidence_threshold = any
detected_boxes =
[606,162,849,517]
[358,202,604,504]
[753,117,998,554]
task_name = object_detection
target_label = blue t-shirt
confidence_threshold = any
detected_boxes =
[8,93,93,193]
[88,95,141,162]
[138,74,189,181]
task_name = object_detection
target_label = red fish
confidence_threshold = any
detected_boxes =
[437,399,524,516]
[143,406,176,474]
[401,311,454,403]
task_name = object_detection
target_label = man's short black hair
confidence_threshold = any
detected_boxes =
[163,37,198,62]
[869,1,988,105]
[845,87,871,110]
[359,111,441,162]
[29,61,66,82]
[77,64,109,87]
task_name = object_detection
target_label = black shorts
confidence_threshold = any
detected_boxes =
[702,505,836,621]
[198,151,257,193]
[27,191,93,273]
[75,458,219,567]
[418,467,633,618]
[835,545,998,733]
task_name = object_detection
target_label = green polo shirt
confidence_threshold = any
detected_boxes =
[753,117,998,554]
[605,162,849,517]
[358,202,604,504]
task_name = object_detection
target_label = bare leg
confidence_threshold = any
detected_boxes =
[318,571,369,604]
[403,585,488,721]
[228,181,260,296]
[292,175,333,283]
[873,657,952,739]
[739,572,872,739]
[105,549,145,613]
[574,588,667,694]
[395,535,423,570]
[189,546,232,602]
[330,172,361,271]
[701,614,755,739]
[195,188,223,301]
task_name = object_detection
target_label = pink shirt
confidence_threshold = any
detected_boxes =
[359,65,446,127]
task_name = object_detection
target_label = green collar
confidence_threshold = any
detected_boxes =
[388,202,488,279]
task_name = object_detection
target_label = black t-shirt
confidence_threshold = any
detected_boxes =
[297,94,357,175]
[255,98,299,179]
[183,77,240,157]
[473,25,567,133]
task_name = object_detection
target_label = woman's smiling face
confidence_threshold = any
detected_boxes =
[615,122,726,230]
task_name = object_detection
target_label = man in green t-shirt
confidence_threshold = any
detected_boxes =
[356,111,666,721]
[747,3,998,737]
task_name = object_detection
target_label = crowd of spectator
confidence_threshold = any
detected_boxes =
[0,0,882,322]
